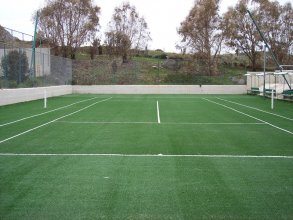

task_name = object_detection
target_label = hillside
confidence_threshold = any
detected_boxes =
[72,51,247,85]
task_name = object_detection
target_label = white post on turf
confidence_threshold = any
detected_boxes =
[263,42,266,96]
[44,89,47,109]
[156,101,161,124]
[271,89,274,110]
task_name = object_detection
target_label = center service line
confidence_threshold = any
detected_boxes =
[157,101,161,124]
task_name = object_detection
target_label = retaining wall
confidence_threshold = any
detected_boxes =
[0,85,247,106]
[72,85,247,94]
[0,86,72,106]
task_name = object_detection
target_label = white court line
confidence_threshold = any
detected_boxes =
[0,97,112,144]
[57,121,158,124]
[0,153,292,159]
[216,97,293,121]
[0,96,100,127]
[203,98,293,135]
[157,101,161,124]
[111,97,206,99]
[57,121,265,125]
[163,122,265,125]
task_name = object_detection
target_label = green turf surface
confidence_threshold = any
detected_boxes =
[0,94,292,219]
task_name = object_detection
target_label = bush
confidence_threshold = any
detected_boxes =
[153,53,168,59]
[19,78,42,88]
[0,78,18,88]
[1,50,29,84]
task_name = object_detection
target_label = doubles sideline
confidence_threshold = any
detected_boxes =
[217,97,293,121]
[0,96,100,127]
[0,153,292,159]
[203,98,293,135]
[0,97,112,144]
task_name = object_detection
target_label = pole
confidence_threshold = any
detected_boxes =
[271,89,274,110]
[44,89,47,109]
[263,42,266,97]
[30,11,39,79]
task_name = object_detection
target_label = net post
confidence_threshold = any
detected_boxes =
[44,89,47,109]
[263,42,266,97]
[271,89,274,110]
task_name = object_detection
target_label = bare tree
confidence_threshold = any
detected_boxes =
[90,38,100,60]
[36,0,100,59]
[178,0,223,75]
[280,3,293,63]
[105,31,131,63]
[222,0,262,71]
[106,2,151,62]
[223,0,293,70]
[258,0,293,64]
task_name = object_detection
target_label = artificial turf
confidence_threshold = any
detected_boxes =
[0,94,292,219]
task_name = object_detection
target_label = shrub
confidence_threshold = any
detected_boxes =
[153,53,168,59]
[1,50,29,84]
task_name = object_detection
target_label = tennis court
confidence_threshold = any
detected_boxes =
[0,94,292,219]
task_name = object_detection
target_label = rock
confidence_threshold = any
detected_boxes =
[162,59,180,70]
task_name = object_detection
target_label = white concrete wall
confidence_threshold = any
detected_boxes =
[0,85,72,106]
[73,85,247,94]
[0,85,247,106]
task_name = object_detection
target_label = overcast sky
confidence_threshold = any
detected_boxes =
[0,0,290,52]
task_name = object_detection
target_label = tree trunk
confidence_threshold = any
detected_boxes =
[122,53,128,63]
[71,53,76,60]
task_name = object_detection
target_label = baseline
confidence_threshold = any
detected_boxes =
[0,97,112,144]
[216,97,293,121]
[0,96,100,127]
[0,153,292,159]
[56,121,265,125]
[203,98,293,135]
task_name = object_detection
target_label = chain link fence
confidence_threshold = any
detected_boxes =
[0,42,72,88]
[0,27,72,89]
[1,26,246,88]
